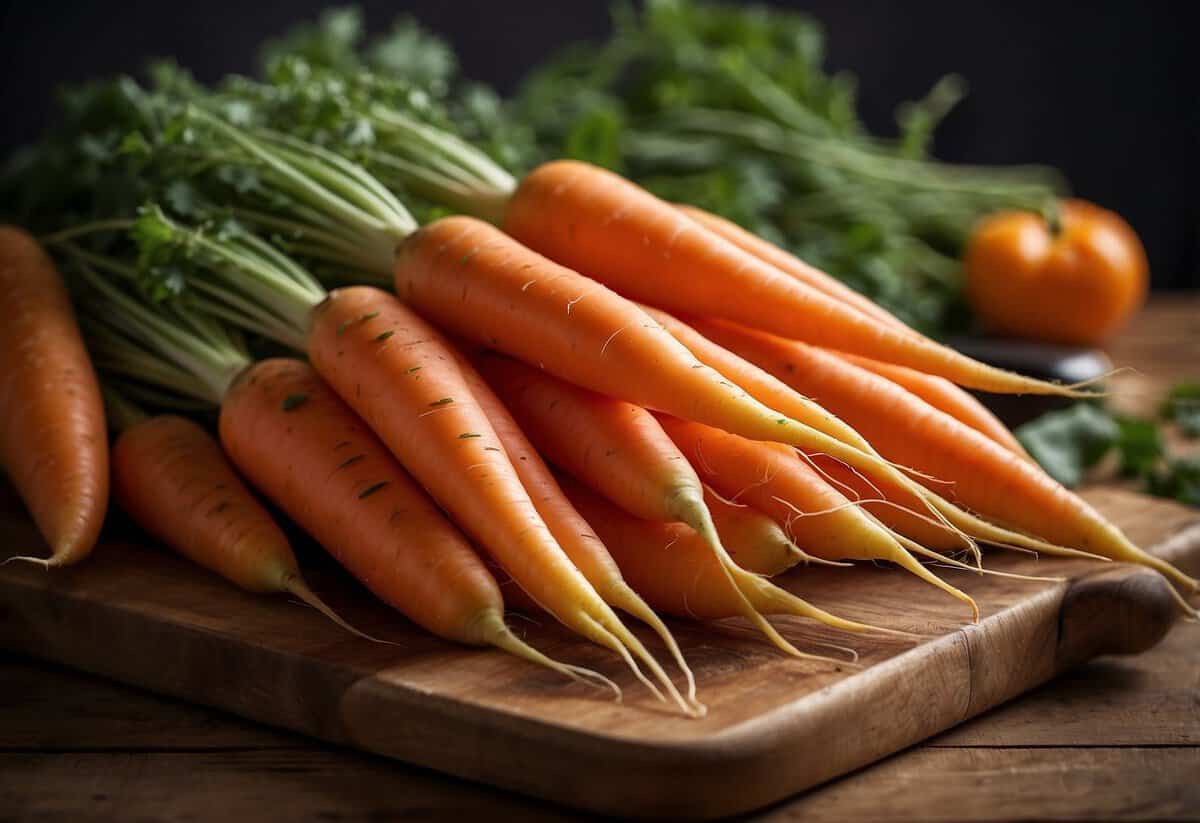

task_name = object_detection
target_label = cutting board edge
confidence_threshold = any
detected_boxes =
[1,490,1196,819]
[336,562,1181,819]
[1,558,1182,820]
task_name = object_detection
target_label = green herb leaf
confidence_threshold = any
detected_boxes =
[1015,403,1117,488]
[509,0,1064,336]
[1114,416,1163,477]
[1161,382,1200,437]
[1146,456,1200,506]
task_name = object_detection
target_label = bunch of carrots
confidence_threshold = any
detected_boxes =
[1,15,1196,717]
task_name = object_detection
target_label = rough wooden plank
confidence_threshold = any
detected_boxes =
[5,617,1194,758]
[931,620,1200,748]
[4,746,1196,823]
[762,747,1200,822]
[0,481,1194,818]
[0,749,582,823]
[1106,295,1200,418]
[0,546,1180,819]
[0,653,294,751]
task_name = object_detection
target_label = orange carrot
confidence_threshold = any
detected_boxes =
[560,475,903,657]
[832,353,1029,458]
[393,215,948,514]
[646,307,1095,560]
[0,226,107,567]
[500,160,1083,396]
[111,409,371,637]
[460,358,697,712]
[219,358,614,688]
[807,455,967,553]
[657,416,977,618]
[393,216,1080,571]
[691,318,1198,599]
[490,474,806,584]
[472,352,716,544]
[68,256,619,685]
[471,349,821,655]
[676,204,908,334]
[703,488,810,576]
[307,286,680,703]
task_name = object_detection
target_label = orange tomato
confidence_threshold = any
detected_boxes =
[964,199,1148,346]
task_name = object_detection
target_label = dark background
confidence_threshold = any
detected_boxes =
[2,1,1196,288]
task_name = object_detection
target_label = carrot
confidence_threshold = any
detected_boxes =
[675,204,908,334]
[393,216,946,515]
[560,475,906,658]
[499,160,1085,396]
[74,267,615,689]
[657,416,978,619]
[219,358,615,689]
[67,217,682,700]
[832,353,1030,459]
[109,403,373,638]
[498,485,807,588]
[487,557,548,614]
[471,349,822,655]
[645,306,1101,561]
[307,286,681,703]
[691,318,1199,600]
[459,358,697,713]
[703,488,812,576]
[472,352,718,545]
[394,215,1076,565]
[806,455,968,553]
[0,226,107,567]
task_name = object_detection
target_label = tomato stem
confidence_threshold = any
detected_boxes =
[1041,199,1064,237]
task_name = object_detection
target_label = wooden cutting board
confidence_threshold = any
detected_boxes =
[1,484,1197,819]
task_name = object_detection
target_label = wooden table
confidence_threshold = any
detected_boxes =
[4,297,1198,822]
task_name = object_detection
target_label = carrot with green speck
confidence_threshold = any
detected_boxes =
[500,161,1088,395]
[308,287,683,706]
[220,358,617,689]
[692,317,1197,603]
[472,350,818,655]
[110,403,373,639]
[461,357,698,713]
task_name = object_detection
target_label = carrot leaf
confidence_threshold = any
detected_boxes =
[1018,394,1200,507]
[1161,383,1200,437]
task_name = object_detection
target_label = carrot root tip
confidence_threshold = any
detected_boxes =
[488,618,625,702]
[609,584,700,709]
[283,576,395,645]
[2,554,54,569]
[561,663,625,701]
[1167,585,1199,619]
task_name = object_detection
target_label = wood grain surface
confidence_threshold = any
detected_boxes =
[1,480,1196,819]
[5,615,1197,822]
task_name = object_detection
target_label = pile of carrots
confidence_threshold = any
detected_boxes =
[2,63,1197,718]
